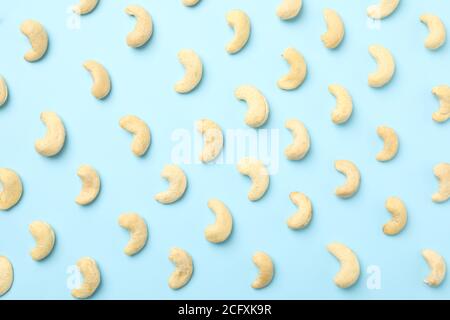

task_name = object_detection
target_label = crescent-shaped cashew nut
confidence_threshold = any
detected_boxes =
[0,169,22,211]
[75,165,100,206]
[328,84,353,125]
[29,221,55,261]
[35,111,66,157]
[278,47,307,90]
[376,126,399,162]
[237,158,269,201]
[367,0,400,20]
[422,249,446,287]
[383,196,407,235]
[421,14,446,50]
[182,0,200,6]
[276,0,302,20]
[252,251,274,289]
[197,119,223,163]
[71,257,100,299]
[20,20,48,62]
[432,163,450,203]
[205,199,233,243]
[432,85,450,123]
[287,192,312,230]
[0,256,13,297]
[154,164,187,204]
[118,213,148,256]
[368,45,395,88]
[327,242,360,289]
[335,160,360,198]
[83,60,111,99]
[321,9,344,49]
[174,49,203,94]
[235,85,269,128]
[226,10,251,54]
[119,115,151,157]
[284,119,310,160]
[125,5,153,48]
[168,247,193,290]
[0,76,8,107]
[73,0,99,15]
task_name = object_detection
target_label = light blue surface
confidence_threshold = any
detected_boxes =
[0,0,449,300]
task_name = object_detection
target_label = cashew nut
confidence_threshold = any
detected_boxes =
[168,247,193,290]
[174,49,203,93]
[422,249,446,287]
[421,14,446,50]
[276,0,302,20]
[205,199,233,244]
[237,157,270,201]
[71,257,101,299]
[0,256,13,297]
[383,196,407,235]
[0,168,23,211]
[327,242,360,289]
[197,119,223,163]
[368,45,395,88]
[235,85,269,128]
[335,160,360,198]
[0,76,8,107]
[20,19,48,62]
[287,192,312,230]
[252,251,274,289]
[328,84,353,125]
[118,212,148,256]
[277,47,307,90]
[119,115,151,157]
[432,163,450,203]
[376,126,399,162]
[432,85,450,123]
[29,221,55,261]
[154,164,187,204]
[321,9,345,49]
[75,165,100,206]
[125,5,153,48]
[35,111,66,157]
[73,0,99,15]
[226,10,250,54]
[182,0,200,6]
[367,0,400,20]
[83,60,111,99]
[284,119,310,160]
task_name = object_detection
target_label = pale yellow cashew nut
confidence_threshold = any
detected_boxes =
[321,9,344,49]
[205,199,233,244]
[421,14,446,50]
[182,0,200,7]
[287,192,312,230]
[73,0,99,15]
[383,196,407,235]
[174,49,203,94]
[328,84,353,125]
[252,251,274,289]
[83,60,111,99]
[335,160,360,198]
[284,119,310,161]
[235,85,269,128]
[168,247,193,290]
[277,47,307,90]
[327,242,360,289]
[125,5,153,48]
[368,45,395,88]
[432,85,450,123]
[35,111,66,157]
[226,10,250,54]
[154,164,187,204]
[376,126,399,162]
[276,0,302,20]
[118,212,148,256]
[197,119,223,163]
[237,158,269,201]
[71,257,100,299]
[0,168,22,211]
[20,20,48,62]
[367,0,400,20]
[119,115,151,157]
[0,256,13,297]
[29,221,55,261]
[422,249,446,287]
[75,165,100,205]
[0,76,8,107]
[432,163,450,203]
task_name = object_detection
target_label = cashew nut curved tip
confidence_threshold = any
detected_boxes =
[125,5,153,48]
[0,168,23,211]
[432,163,450,203]
[376,126,399,162]
[174,49,203,94]
[383,196,407,236]
[287,192,312,230]
[368,45,395,88]
[35,111,66,157]
[237,158,269,201]
[154,164,187,204]
[0,256,13,297]
[0,76,8,107]
[334,160,360,198]
[226,10,250,54]
[73,0,99,15]
[83,60,111,99]
[278,47,307,90]
[422,249,446,287]
[421,14,446,50]
[76,165,100,206]
[197,119,223,163]
[284,119,310,160]
[182,0,200,6]
[432,85,450,123]
[29,221,55,261]
[252,251,274,289]
[321,9,344,49]
[328,84,353,125]
[367,0,400,20]
[235,85,269,128]
[276,0,302,20]
[118,212,148,256]
[327,242,360,289]
[205,199,233,243]
[168,247,193,290]
[119,115,151,157]
[71,257,101,299]
[20,20,48,62]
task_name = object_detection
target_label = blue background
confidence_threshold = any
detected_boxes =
[0,0,449,299]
